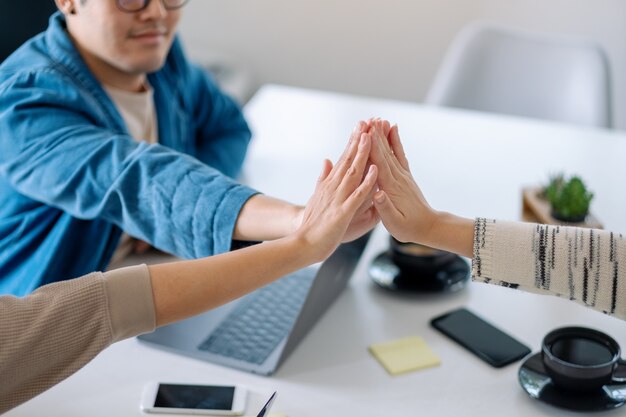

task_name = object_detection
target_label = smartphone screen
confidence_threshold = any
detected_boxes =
[431,308,531,368]
[154,384,235,410]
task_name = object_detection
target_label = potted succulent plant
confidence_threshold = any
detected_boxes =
[544,174,594,223]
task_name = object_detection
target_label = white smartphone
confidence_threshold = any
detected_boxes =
[141,382,247,415]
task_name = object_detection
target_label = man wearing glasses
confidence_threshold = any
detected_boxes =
[0,0,378,296]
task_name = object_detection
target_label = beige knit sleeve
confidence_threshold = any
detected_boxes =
[0,264,155,414]
[471,218,626,320]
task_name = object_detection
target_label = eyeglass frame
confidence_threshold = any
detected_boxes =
[115,0,190,13]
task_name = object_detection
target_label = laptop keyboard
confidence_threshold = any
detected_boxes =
[197,268,316,365]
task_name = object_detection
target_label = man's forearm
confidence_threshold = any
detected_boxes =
[232,194,303,241]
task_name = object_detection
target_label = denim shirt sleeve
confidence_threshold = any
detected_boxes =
[0,70,258,259]
[187,63,251,179]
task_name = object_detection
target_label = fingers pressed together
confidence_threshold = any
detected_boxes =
[301,116,422,258]
[328,117,427,244]
[341,117,411,206]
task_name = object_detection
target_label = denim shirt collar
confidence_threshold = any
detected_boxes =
[45,12,128,134]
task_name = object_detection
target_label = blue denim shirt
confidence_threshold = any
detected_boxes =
[0,13,258,295]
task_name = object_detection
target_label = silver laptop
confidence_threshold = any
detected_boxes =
[138,233,370,375]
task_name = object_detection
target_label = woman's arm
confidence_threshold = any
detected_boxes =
[0,268,149,415]
[472,218,625,320]
[365,119,473,256]
[0,129,378,413]
[368,119,625,320]
[152,127,378,325]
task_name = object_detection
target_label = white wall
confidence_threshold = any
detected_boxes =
[179,0,626,130]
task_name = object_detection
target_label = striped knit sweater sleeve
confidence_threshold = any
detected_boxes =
[0,265,156,414]
[472,218,625,320]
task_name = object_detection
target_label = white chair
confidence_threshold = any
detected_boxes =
[425,22,612,128]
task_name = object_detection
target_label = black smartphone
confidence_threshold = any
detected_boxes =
[431,308,531,368]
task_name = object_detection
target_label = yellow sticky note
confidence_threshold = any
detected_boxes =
[369,335,441,375]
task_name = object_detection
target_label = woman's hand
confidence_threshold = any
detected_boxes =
[295,125,378,262]
[368,119,437,244]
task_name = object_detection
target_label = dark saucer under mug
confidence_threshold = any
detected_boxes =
[368,250,470,293]
[518,353,626,412]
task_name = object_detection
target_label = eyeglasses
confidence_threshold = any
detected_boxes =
[116,0,190,13]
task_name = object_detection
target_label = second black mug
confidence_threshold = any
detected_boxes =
[542,327,626,392]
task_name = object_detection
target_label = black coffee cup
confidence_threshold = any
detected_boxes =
[389,237,455,270]
[542,327,626,392]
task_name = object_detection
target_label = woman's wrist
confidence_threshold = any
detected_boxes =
[282,232,323,265]
[422,211,474,258]
[409,206,440,246]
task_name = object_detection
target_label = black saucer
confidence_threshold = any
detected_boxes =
[518,353,626,412]
[368,251,469,293]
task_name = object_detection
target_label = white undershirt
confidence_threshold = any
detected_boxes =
[104,83,159,268]
[105,83,158,145]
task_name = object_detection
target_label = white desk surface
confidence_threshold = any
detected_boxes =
[8,85,626,417]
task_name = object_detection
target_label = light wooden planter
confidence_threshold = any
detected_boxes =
[522,187,603,229]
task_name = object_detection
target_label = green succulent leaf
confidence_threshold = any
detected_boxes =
[545,173,593,221]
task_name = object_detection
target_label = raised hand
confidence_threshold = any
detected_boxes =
[367,119,436,244]
[295,126,378,262]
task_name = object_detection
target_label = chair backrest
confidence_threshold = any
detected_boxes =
[425,22,612,128]
[0,0,58,63]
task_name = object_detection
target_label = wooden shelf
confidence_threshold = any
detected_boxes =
[522,187,603,229]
